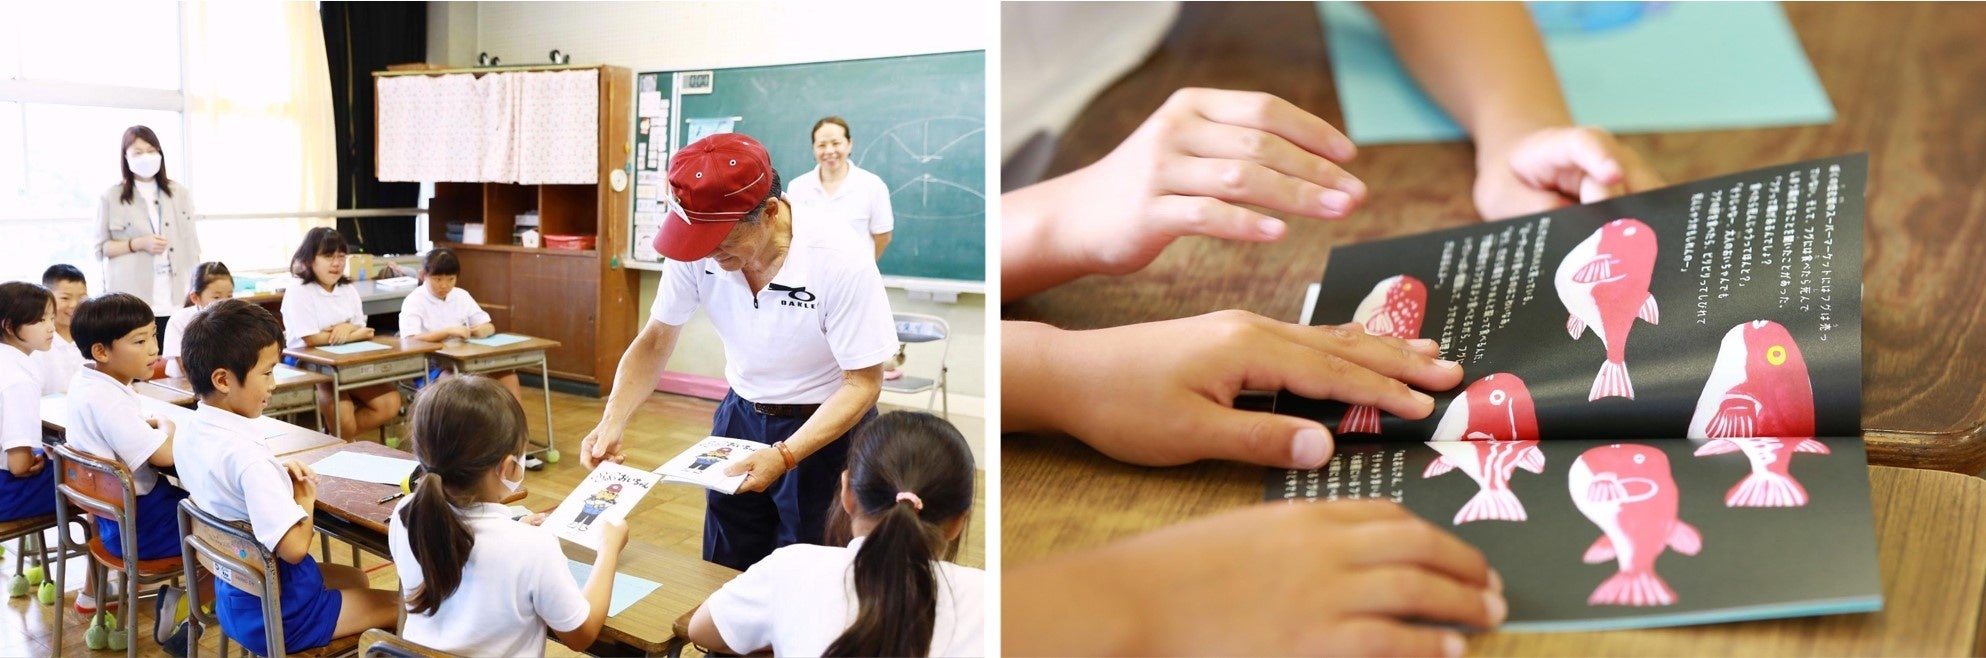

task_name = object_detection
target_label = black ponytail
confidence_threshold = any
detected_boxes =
[822,411,975,658]
[394,374,529,616]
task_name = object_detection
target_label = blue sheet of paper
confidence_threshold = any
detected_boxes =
[467,333,530,347]
[309,452,418,485]
[1322,1,1835,144]
[567,560,663,617]
[317,341,390,355]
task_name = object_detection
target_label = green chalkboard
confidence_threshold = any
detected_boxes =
[636,51,985,283]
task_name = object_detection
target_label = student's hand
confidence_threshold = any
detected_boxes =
[327,325,353,345]
[597,518,630,552]
[1006,500,1503,657]
[1003,314,1462,469]
[1003,89,1365,299]
[724,448,788,495]
[353,327,376,341]
[1473,125,1664,220]
[25,453,45,477]
[133,234,170,255]
[283,460,318,505]
[519,512,549,526]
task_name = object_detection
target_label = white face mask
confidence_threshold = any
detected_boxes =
[501,454,524,494]
[128,152,162,179]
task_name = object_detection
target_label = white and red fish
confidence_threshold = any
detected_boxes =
[1555,219,1660,401]
[1423,440,1545,524]
[1429,373,1540,442]
[1339,275,1428,434]
[1689,320,1826,507]
[1569,444,1701,607]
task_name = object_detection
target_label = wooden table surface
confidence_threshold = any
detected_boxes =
[1006,1,1986,473]
[146,365,333,398]
[284,336,443,368]
[429,335,563,362]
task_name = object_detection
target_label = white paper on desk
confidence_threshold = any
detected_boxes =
[566,559,661,617]
[273,365,311,383]
[653,436,763,495]
[546,462,660,551]
[466,333,529,347]
[310,452,418,485]
[318,342,390,355]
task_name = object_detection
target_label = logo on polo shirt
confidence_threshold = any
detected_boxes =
[768,283,817,309]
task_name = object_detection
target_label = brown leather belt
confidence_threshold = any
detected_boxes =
[749,401,821,418]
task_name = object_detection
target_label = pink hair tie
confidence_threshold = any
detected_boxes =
[895,491,924,511]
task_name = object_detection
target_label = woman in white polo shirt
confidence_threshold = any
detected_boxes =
[92,125,201,331]
[581,132,895,571]
[788,117,895,260]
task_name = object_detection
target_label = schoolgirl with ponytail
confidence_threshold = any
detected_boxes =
[687,410,985,656]
[161,261,232,378]
[385,375,629,656]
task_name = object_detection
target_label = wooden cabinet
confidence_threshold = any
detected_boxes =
[399,65,636,395]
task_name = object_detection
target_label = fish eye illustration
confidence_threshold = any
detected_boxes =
[1767,345,1787,365]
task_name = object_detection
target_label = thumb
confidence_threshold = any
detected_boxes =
[1186,405,1337,469]
[723,457,753,477]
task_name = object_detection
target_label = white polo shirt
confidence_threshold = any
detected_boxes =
[789,164,895,238]
[32,333,85,395]
[172,403,308,551]
[705,536,985,656]
[651,213,896,405]
[64,366,171,495]
[398,287,492,337]
[0,346,40,453]
[161,303,202,378]
[280,281,366,349]
[387,501,589,658]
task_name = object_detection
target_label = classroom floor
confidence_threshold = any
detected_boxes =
[4,387,987,657]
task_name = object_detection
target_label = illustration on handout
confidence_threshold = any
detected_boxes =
[1569,443,1701,607]
[1423,440,1546,524]
[1555,219,1659,401]
[1689,320,1827,507]
[1340,274,1428,434]
[1430,373,1540,442]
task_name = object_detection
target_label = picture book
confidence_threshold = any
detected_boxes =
[546,462,659,550]
[652,436,765,495]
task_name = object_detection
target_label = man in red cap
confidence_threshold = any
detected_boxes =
[581,132,895,570]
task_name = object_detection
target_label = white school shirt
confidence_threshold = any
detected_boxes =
[789,163,895,237]
[33,333,86,395]
[64,366,171,495]
[397,287,491,337]
[0,347,40,453]
[705,536,986,656]
[161,304,202,378]
[651,214,896,404]
[387,501,589,658]
[280,281,366,349]
[172,403,307,551]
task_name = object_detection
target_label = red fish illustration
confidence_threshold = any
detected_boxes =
[1689,320,1826,507]
[1429,374,1540,442]
[1569,444,1701,607]
[1423,440,1545,524]
[1555,219,1659,401]
[1339,275,1428,434]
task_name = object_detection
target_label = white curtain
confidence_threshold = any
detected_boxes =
[181,1,336,271]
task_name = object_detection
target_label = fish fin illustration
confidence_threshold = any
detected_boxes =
[1795,438,1831,454]
[1588,570,1678,607]
[1365,313,1395,337]
[1583,535,1617,564]
[1339,404,1382,435]
[1422,457,1457,479]
[1589,359,1635,401]
[1705,403,1756,439]
[1515,446,1546,474]
[1638,295,1660,324]
[1454,487,1527,525]
[1667,521,1703,555]
[1727,471,1809,508]
[1567,313,1587,339]
[1694,438,1742,456]
[1572,256,1617,284]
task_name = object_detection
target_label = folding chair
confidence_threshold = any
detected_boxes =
[882,313,951,418]
[50,442,186,656]
[178,499,361,658]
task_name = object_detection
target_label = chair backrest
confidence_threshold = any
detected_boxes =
[48,442,137,525]
[893,313,950,344]
[177,498,288,655]
[359,628,458,658]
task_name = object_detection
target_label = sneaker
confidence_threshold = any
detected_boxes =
[153,585,185,645]
[73,590,121,615]
[158,619,190,658]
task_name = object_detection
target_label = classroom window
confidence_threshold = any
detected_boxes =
[6,3,182,90]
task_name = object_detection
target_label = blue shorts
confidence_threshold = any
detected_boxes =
[215,554,342,656]
[98,483,190,561]
[703,391,876,571]
[0,451,58,522]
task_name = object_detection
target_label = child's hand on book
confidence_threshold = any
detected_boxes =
[1004,312,1461,469]
[597,518,630,552]
[1473,125,1664,221]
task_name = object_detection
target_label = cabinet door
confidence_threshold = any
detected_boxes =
[509,252,600,380]
[454,247,512,332]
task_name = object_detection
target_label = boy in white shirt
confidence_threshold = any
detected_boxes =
[172,299,398,655]
[396,248,523,403]
[34,264,90,395]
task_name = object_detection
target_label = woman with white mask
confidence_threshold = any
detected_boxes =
[93,125,201,334]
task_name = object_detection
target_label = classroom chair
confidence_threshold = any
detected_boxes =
[357,629,456,658]
[2,512,72,606]
[882,313,952,419]
[50,442,187,656]
[178,499,362,658]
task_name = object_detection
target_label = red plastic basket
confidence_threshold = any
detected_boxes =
[543,234,595,251]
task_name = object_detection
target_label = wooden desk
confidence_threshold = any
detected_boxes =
[284,337,442,441]
[1004,435,1986,655]
[560,539,738,657]
[147,364,330,422]
[37,393,341,458]
[426,335,564,463]
[134,380,194,407]
[1008,1,1986,473]
[289,440,529,559]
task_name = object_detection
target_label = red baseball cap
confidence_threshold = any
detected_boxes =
[652,133,776,262]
